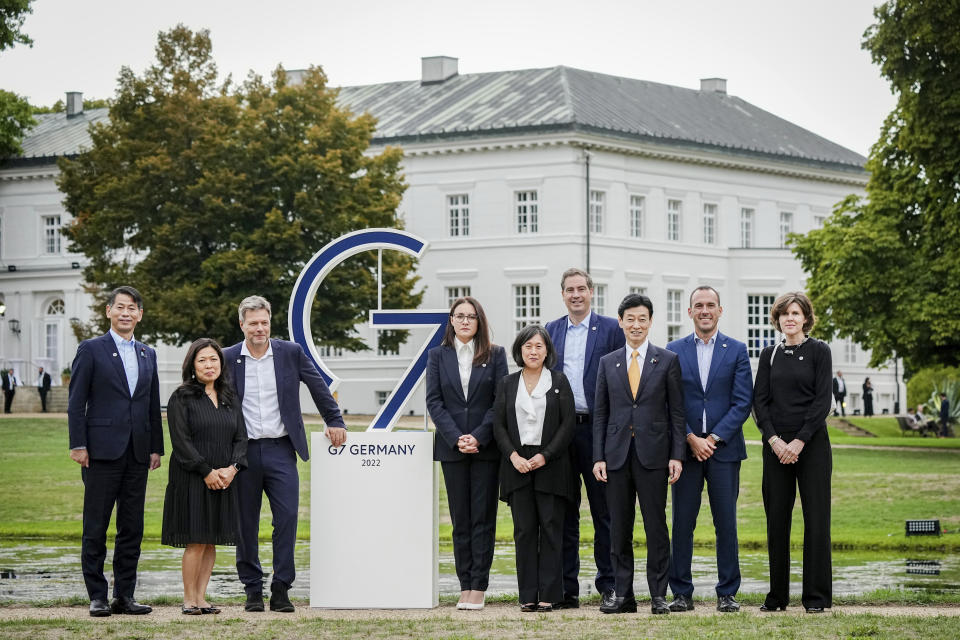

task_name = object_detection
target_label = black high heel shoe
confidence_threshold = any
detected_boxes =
[805,606,825,613]
[759,603,786,612]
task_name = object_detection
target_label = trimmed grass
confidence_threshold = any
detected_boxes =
[0,608,959,639]
[2,417,958,551]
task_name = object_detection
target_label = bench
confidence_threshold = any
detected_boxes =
[896,415,934,436]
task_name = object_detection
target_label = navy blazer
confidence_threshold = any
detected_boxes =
[545,311,625,414]
[426,343,509,462]
[593,343,686,471]
[67,332,163,462]
[224,339,345,461]
[492,370,578,503]
[666,332,753,463]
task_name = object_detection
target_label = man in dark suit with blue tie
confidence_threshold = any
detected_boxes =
[68,286,163,617]
[224,295,346,613]
[545,268,624,608]
[665,286,752,613]
[593,293,685,614]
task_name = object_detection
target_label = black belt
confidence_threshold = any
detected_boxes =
[576,413,591,424]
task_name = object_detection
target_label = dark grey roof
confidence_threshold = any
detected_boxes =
[12,108,109,164]
[338,66,866,172]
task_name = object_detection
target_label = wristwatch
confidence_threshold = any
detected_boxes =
[708,433,724,446]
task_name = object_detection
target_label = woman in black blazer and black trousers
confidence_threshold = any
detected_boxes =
[426,296,508,610]
[493,324,577,612]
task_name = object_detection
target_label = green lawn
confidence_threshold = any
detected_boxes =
[1,417,958,551]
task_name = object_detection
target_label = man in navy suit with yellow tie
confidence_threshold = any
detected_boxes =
[545,268,623,608]
[592,293,685,614]
[666,286,752,613]
[68,286,163,617]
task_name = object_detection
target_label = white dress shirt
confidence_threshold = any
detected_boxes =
[624,339,650,369]
[516,369,552,446]
[563,316,589,413]
[455,339,474,400]
[240,341,287,439]
[109,328,139,396]
[695,333,717,433]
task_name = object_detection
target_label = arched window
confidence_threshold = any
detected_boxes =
[46,298,65,315]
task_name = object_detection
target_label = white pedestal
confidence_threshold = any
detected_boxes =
[310,431,438,608]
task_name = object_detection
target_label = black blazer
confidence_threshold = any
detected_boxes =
[593,343,686,471]
[492,370,577,503]
[426,344,509,462]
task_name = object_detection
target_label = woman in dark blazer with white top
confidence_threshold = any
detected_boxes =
[493,324,577,612]
[426,296,508,610]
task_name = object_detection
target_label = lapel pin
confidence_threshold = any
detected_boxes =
[722,343,727,348]
[592,326,597,331]
[112,352,118,357]
[482,363,487,368]
[799,356,804,360]
[554,389,559,393]
[616,362,621,367]
[650,358,658,364]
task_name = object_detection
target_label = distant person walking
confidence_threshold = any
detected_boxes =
[831,371,846,416]
[2,368,16,413]
[862,378,873,417]
[37,367,52,412]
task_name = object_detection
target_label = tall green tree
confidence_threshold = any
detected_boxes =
[0,0,35,157]
[791,0,960,372]
[59,25,420,350]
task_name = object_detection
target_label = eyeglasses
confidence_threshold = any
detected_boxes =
[451,314,478,323]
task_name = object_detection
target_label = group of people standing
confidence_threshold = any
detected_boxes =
[428,268,834,614]
[68,287,345,616]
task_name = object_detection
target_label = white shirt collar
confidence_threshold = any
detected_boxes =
[455,339,474,358]
[566,311,592,329]
[109,328,134,347]
[241,340,274,360]
[625,339,650,364]
[695,333,717,346]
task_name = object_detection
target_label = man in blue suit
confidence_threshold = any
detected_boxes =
[545,268,624,608]
[223,295,347,613]
[593,293,685,614]
[666,286,752,613]
[68,286,163,617]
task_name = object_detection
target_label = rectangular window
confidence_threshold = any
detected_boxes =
[319,345,344,358]
[513,284,541,332]
[589,190,604,234]
[740,208,754,248]
[515,190,539,234]
[44,215,62,254]
[747,294,777,357]
[629,195,645,238]
[594,284,607,316]
[445,286,472,308]
[703,203,717,245]
[629,286,647,296]
[844,339,858,364]
[813,215,826,229]
[447,194,469,237]
[666,289,683,342]
[667,199,682,241]
[44,322,58,361]
[376,390,389,406]
[779,211,793,248]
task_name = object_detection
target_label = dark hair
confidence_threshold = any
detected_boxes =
[511,324,557,369]
[441,297,494,366]
[560,267,593,291]
[179,338,236,406]
[107,286,143,309]
[769,291,816,335]
[618,293,653,319]
[689,286,720,307]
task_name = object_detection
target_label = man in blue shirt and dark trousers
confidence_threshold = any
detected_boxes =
[545,268,624,608]
[666,286,752,612]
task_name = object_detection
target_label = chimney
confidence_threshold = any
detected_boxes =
[421,56,458,85]
[285,69,307,86]
[700,78,727,94]
[66,91,83,116]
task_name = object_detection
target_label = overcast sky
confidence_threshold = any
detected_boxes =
[3,0,895,157]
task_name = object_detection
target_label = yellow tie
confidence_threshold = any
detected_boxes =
[628,350,641,398]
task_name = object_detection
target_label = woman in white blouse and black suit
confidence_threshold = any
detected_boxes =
[426,296,508,610]
[493,324,577,612]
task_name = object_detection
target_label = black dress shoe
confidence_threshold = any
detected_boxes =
[668,594,694,612]
[805,606,825,613]
[599,590,617,609]
[89,599,111,617]
[110,596,152,615]
[200,605,221,614]
[717,594,741,612]
[245,591,265,612]
[759,602,787,612]
[536,603,553,612]
[520,603,538,612]
[553,595,579,609]
[650,596,670,614]
[269,583,295,612]
[600,595,637,614]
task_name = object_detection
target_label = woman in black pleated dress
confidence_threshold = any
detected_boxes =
[162,338,247,615]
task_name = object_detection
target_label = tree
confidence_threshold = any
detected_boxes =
[0,0,35,157]
[791,0,960,372]
[59,25,420,351]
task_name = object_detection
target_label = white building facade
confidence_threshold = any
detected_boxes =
[0,64,903,417]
